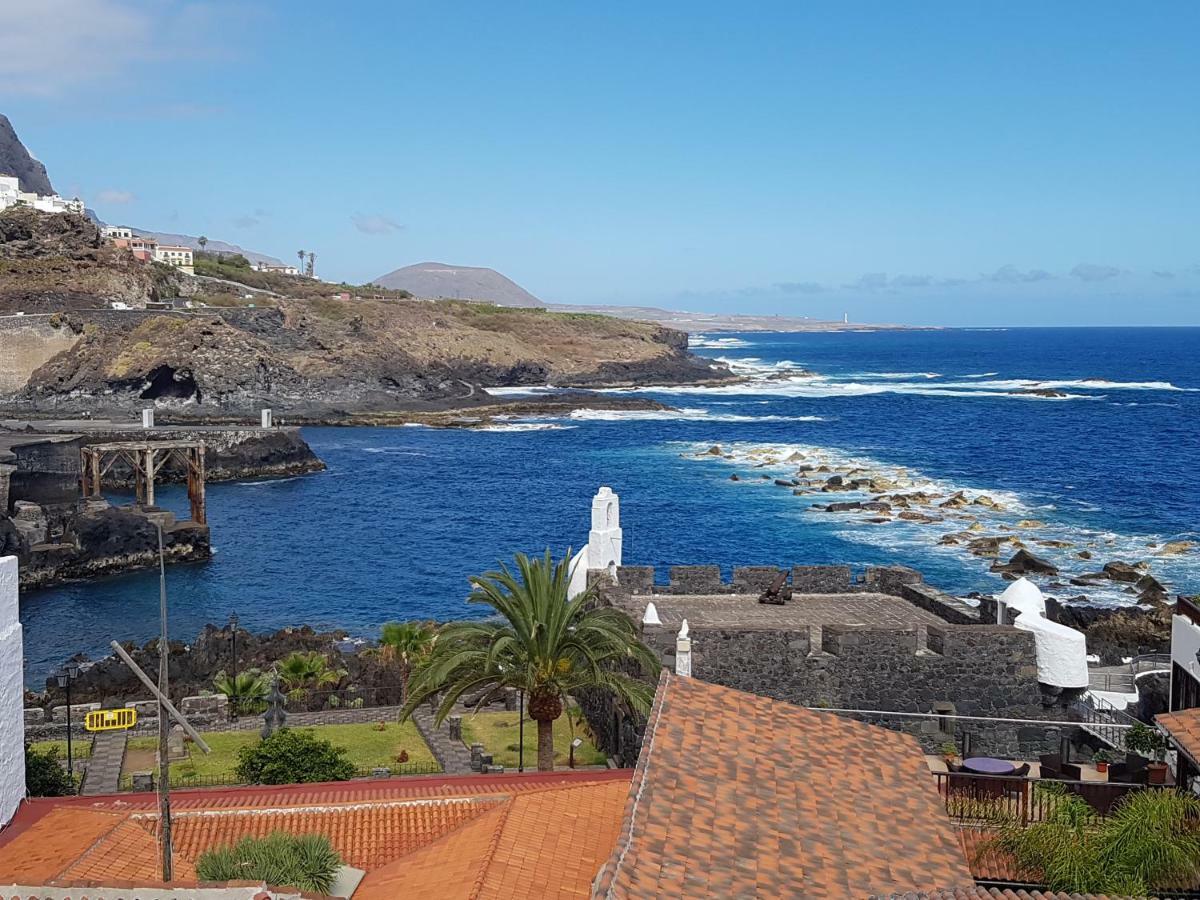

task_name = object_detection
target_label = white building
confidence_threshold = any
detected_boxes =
[153,244,195,276]
[251,262,301,276]
[0,174,84,216]
[102,225,133,240]
[567,487,623,599]
[0,556,23,827]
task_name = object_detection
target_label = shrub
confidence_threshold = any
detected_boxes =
[24,744,75,797]
[196,831,341,893]
[234,728,356,785]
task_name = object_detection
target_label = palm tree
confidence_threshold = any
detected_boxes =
[197,235,208,252]
[213,668,269,714]
[297,249,305,272]
[378,621,434,705]
[400,549,659,772]
[275,651,346,693]
[986,784,1200,894]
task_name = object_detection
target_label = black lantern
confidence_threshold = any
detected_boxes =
[55,664,80,786]
[228,613,240,720]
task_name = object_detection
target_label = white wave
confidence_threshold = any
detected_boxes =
[567,408,824,423]
[476,422,575,432]
[962,372,999,378]
[689,335,753,349]
[847,371,941,380]
[483,385,564,397]
[608,378,1096,401]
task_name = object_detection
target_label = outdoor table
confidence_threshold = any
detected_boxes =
[963,757,1016,776]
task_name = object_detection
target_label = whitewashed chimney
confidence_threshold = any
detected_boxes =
[588,487,623,571]
[141,408,155,429]
[642,602,662,626]
[675,619,692,677]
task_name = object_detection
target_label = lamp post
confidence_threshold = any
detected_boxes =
[518,688,524,773]
[570,737,582,770]
[54,663,80,785]
[228,613,239,721]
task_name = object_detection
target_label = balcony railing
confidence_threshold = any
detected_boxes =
[935,771,1151,826]
[1087,653,1172,693]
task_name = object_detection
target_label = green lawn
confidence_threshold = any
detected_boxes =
[460,710,608,769]
[30,739,92,761]
[124,721,437,785]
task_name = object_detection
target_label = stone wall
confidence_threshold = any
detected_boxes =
[582,564,1075,765]
[0,315,80,394]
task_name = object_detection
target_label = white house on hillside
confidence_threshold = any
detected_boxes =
[0,174,84,215]
[153,244,195,275]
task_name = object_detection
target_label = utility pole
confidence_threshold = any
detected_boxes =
[156,525,173,883]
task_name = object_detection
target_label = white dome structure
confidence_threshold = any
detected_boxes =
[999,578,1089,689]
[1000,577,1047,618]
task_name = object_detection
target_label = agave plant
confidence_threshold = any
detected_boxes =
[400,549,658,772]
[196,831,342,893]
[275,651,347,693]
[378,621,435,704]
[986,783,1200,894]
[212,669,270,714]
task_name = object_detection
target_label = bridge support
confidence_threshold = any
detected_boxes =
[80,440,207,524]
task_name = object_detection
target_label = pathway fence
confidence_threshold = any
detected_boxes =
[1087,653,1172,693]
[935,771,1152,826]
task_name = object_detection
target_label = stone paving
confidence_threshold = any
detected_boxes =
[80,730,126,796]
[618,591,948,629]
[411,706,474,775]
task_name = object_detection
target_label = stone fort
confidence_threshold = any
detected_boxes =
[580,561,1084,765]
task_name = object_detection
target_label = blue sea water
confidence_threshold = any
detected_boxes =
[18,326,1200,684]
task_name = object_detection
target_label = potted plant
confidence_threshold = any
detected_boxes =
[1145,731,1171,785]
[1124,722,1156,764]
[1092,749,1111,774]
[940,741,960,768]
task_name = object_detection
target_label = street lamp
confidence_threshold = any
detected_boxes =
[228,613,240,721]
[54,662,81,785]
[570,737,583,769]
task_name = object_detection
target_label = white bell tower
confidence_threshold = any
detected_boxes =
[587,486,623,571]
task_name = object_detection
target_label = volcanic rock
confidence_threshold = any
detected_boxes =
[992,549,1059,577]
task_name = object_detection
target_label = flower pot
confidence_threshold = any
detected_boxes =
[1095,761,1108,774]
[1148,762,1169,785]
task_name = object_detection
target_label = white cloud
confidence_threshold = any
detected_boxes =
[0,1,231,97]
[352,213,405,235]
[96,188,136,204]
[1070,263,1122,282]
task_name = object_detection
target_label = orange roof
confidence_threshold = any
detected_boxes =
[592,671,974,899]
[873,889,1144,899]
[1157,708,1200,763]
[0,770,630,893]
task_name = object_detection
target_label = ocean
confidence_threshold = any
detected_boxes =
[18,326,1200,684]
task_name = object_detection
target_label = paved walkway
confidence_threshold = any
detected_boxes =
[81,731,127,796]
[412,706,474,775]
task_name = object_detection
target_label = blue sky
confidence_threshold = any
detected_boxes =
[3,1,1198,326]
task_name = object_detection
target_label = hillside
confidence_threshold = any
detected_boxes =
[6,300,723,418]
[0,207,181,312]
[0,115,54,195]
[373,262,545,307]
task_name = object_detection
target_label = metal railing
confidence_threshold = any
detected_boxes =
[1087,653,1172,693]
[935,771,1151,826]
[117,760,442,792]
[1072,694,1141,748]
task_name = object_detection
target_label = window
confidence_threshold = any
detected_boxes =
[1171,662,1200,712]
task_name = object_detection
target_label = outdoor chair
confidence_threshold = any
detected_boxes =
[1010,762,1031,778]
[1108,761,1149,785]
[1038,753,1064,775]
[1070,781,1137,816]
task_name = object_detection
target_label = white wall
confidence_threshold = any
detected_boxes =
[0,555,24,826]
[1172,614,1200,690]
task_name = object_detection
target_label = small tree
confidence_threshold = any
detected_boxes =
[24,744,75,797]
[987,783,1200,894]
[197,831,341,893]
[275,652,346,695]
[235,728,356,785]
[378,621,435,704]
[213,669,270,714]
[197,235,208,251]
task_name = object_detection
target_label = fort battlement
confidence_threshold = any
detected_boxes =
[581,562,1071,764]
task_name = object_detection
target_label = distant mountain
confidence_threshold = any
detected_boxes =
[0,114,55,195]
[373,262,545,307]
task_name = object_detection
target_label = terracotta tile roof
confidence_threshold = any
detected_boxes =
[0,770,631,893]
[1157,708,1200,763]
[357,779,630,899]
[954,826,1040,885]
[592,671,974,899]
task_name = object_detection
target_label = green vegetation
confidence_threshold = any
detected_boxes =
[192,250,411,300]
[126,721,436,785]
[30,738,92,761]
[213,669,271,715]
[24,744,77,797]
[461,709,607,769]
[276,651,346,694]
[987,784,1200,894]
[196,832,342,893]
[402,549,658,771]
[377,621,435,704]
[236,728,356,785]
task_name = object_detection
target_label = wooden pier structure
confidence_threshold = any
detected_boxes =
[80,440,207,524]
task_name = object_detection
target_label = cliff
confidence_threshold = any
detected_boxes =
[6,301,723,418]
[0,207,181,312]
[0,115,54,195]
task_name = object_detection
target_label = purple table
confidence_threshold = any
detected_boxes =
[963,756,1016,776]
